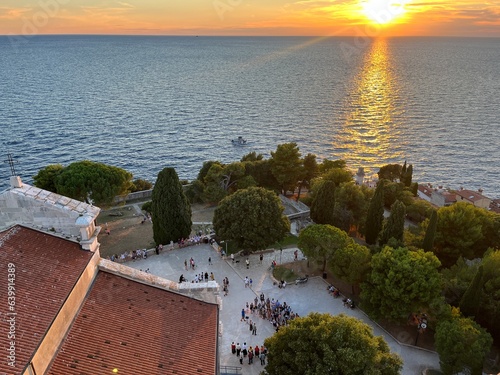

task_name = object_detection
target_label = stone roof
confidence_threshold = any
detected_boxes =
[47,271,219,375]
[0,225,95,375]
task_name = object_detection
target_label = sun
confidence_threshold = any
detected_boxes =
[361,0,408,24]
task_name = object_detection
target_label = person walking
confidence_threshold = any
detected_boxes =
[208,256,212,265]
[252,323,257,335]
[260,352,266,365]
[241,308,245,321]
[236,343,241,356]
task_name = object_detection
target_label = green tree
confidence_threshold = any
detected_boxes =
[435,309,492,375]
[361,246,442,321]
[380,199,406,246]
[477,249,500,338]
[310,180,336,225]
[330,242,371,294]
[130,178,153,192]
[264,313,402,375]
[244,159,280,191]
[441,257,479,306]
[212,187,289,253]
[270,142,303,195]
[297,153,318,201]
[422,210,438,252]
[400,162,413,187]
[240,151,263,162]
[33,164,64,192]
[378,163,402,182]
[55,160,133,205]
[434,202,483,267]
[365,180,385,245]
[322,167,353,187]
[298,224,350,273]
[406,199,434,224]
[151,167,192,245]
[459,265,484,318]
[318,159,347,174]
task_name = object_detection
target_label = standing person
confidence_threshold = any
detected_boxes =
[210,272,215,281]
[252,323,257,336]
[246,258,250,269]
[248,350,253,364]
[184,259,188,270]
[236,343,241,357]
[208,256,212,265]
[204,272,209,282]
[259,254,263,264]
[249,278,253,288]
[260,352,266,365]
[244,276,249,288]
[239,352,243,365]
[255,345,260,357]
[231,253,234,263]
[241,308,245,321]
[231,342,236,354]
[242,342,248,357]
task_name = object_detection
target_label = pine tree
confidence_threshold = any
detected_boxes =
[459,265,484,318]
[380,200,406,246]
[151,167,192,245]
[422,210,438,252]
[365,180,385,245]
[310,180,336,225]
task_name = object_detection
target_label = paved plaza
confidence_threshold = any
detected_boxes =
[127,244,440,375]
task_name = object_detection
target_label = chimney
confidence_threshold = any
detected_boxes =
[10,176,23,188]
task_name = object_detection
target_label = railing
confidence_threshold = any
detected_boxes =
[220,365,242,375]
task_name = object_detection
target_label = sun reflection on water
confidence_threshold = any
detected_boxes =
[334,38,406,180]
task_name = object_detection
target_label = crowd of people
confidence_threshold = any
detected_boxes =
[230,341,268,366]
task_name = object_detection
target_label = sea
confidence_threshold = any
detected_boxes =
[0,35,499,198]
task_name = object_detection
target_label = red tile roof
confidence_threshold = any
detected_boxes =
[456,189,488,202]
[47,271,219,375]
[0,225,94,375]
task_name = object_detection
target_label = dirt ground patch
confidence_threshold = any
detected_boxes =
[97,203,216,258]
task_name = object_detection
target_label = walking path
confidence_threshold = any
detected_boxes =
[126,245,440,375]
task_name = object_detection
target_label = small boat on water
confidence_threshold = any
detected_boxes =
[231,136,247,145]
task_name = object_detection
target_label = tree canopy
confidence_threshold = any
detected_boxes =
[212,187,290,253]
[264,312,402,375]
[52,160,133,206]
[310,180,336,226]
[361,246,442,321]
[270,142,303,195]
[379,199,406,246]
[434,202,484,267]
[330,242,371,293]
[33,164,64,192]
[435,308,492,375]
[151,167,192,245]
[365,180,385,245]
[378,163,402,182]
[298,224,350,272]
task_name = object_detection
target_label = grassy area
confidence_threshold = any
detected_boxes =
[272,265,298,282]
[270,234,298,249]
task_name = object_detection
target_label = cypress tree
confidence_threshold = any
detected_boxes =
[379,200,406,246]
[151,167,192,245]
[365,180,385,245]
[459,265,484,318]
[422,210,438,252]
[310,180,336,225]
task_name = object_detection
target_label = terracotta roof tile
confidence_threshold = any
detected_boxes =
[0,225,94,375]
[456,189,488,202]
[47,272,219,375]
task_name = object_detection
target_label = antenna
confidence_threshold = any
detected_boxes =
[4,153,18,176]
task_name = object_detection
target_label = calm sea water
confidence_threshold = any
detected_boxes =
[0,36,499,198]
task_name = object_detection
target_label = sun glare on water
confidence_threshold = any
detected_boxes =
[361,0,409,24]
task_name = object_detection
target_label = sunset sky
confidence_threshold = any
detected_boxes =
[0,0,499,37]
